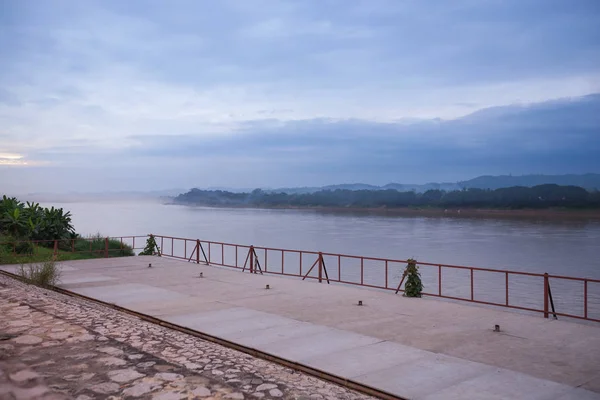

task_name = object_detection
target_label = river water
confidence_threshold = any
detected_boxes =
[47,201,600,320]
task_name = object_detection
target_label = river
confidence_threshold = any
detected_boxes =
[46,200,600,320]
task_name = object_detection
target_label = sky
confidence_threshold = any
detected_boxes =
[1,0,599,194]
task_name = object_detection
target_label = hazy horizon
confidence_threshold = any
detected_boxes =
[5,172,600,201]
[1,1,599,194]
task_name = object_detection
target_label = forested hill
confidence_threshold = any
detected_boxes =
[459,173,600,190]
[173,184,600,209]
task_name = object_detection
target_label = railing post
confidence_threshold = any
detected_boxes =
[438,265,442,296]
[104,237,109,258]
[196,240,200,264]
[385,260,388,289]
[543,273,549,319]
[360,257,364,285]
[584,280,588,320]
[250,246,255,274]
[318,252,323,283]
[470,268,474,301]
[505,271,509,306]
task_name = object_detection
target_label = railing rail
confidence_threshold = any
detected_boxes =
[151,234,600,323]
[2,234,599,323]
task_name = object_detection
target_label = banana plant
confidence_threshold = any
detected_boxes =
[2,207,27,236]
[38,206,75,241]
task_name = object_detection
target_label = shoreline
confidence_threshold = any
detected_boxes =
[167,203,600,219]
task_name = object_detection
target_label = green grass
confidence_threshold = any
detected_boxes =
[0,234,134,265]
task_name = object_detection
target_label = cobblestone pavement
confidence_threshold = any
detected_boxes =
[0,274,375,400]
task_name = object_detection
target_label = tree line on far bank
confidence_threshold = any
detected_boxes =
[174,184,600,210]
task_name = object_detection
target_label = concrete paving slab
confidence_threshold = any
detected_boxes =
[156,281,280,302]
[189,312,300,338]
[73,283,188,305]
[60,274,116,285]
[304,340,430,379]
[163,307,300,337]
[225,320,332,348]
[124,298,233,317]
[420,369,596,400]
[354,353,494,399]
[553,387,600,400]
[257,328,383,361]
[61,258,141,269]
[165,307,268,328]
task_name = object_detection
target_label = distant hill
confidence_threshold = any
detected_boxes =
[265,174,599,194]
[459,174,600,191]
[382,182,460,192]
[265,182,460,194]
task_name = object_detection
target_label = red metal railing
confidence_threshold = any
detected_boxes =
[151,234,600,323]
[2,234,599,323]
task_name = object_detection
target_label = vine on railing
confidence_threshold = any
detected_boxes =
[139,235,161,256]
[403,258,423,298]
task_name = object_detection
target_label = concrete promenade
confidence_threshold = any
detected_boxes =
[3,256,600,399]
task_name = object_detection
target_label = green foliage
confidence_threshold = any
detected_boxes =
[402,259,423,298]
[139,235,160,256]
[0,237,133,265]
[0,195,76,243]
[0,194,134,263]
[0,234,32,255]
[18,259,62,287]
[2,207,27,236]
[174,184,600,210]
[15,240,34,255]
[70,234,135,257]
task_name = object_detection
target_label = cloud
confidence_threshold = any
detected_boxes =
[19,93,590,188]
[1,94,599,192]
[0,0,599,193]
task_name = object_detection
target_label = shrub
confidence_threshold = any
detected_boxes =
[403,258,423,297]
[0,234,34,255]
[18,259,62,287]
[15,241,34,255]
[73,234,135,257]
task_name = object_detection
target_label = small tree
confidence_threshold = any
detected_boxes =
[139,235,160,256]
[402,258,423,297]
